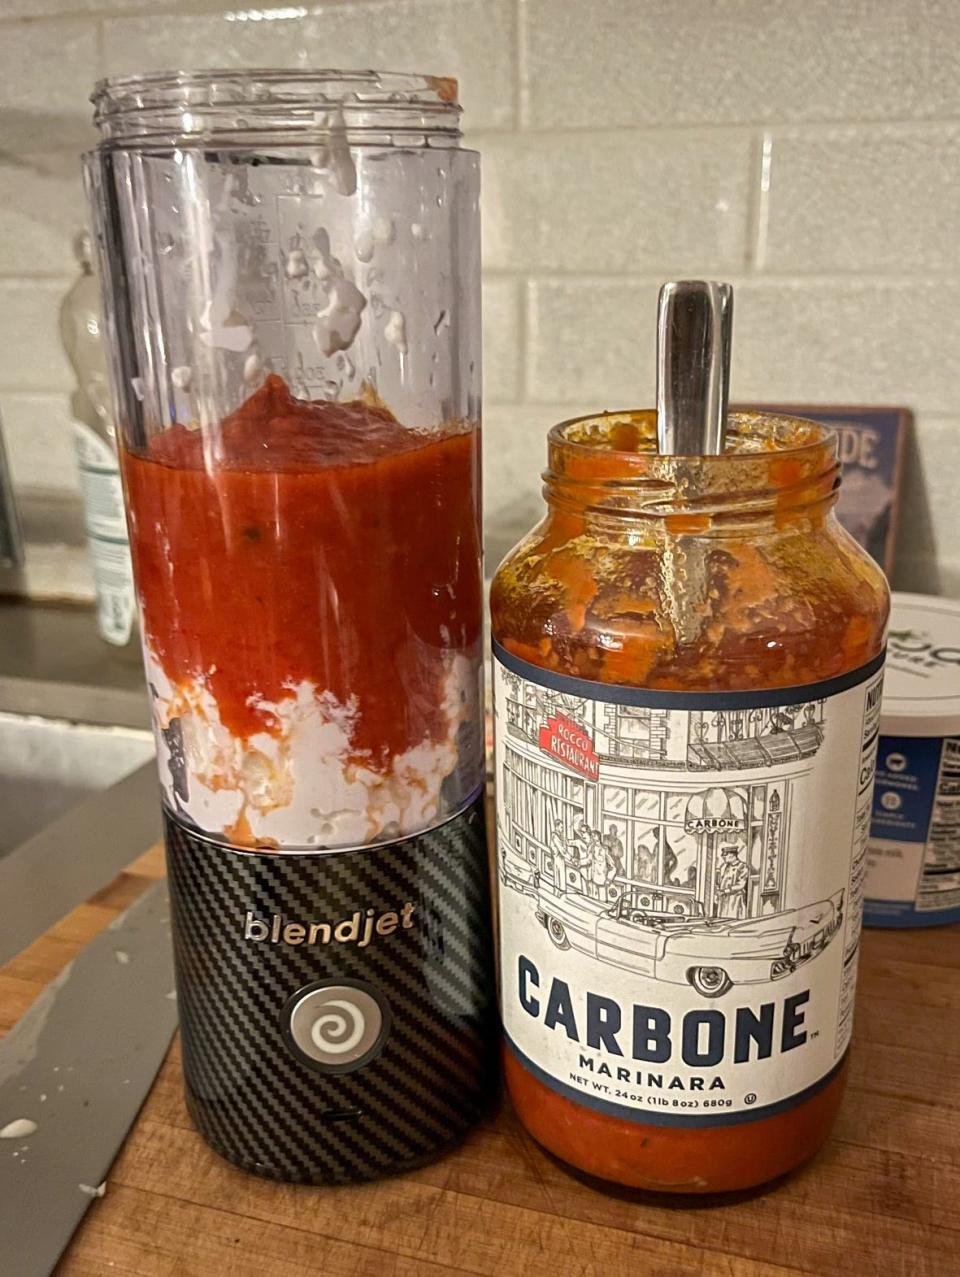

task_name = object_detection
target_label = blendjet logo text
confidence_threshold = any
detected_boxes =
[243,903,416,950]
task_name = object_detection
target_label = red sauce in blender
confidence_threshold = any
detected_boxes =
[122,375,481,771]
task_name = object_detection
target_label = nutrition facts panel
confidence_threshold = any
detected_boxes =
[918,737,960,911]
[836,669,884,1047]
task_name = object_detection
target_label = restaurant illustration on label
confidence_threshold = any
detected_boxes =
[496,665,844,1001]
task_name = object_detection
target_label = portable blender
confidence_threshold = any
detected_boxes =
[84,69,496,1184]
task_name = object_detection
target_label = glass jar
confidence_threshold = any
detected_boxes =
[491,409,889,1193]
[85,69,495,1185]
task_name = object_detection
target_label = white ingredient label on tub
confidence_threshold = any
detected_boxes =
[493,643,884,1127]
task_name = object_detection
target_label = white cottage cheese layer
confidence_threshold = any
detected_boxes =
[145,646,473,850]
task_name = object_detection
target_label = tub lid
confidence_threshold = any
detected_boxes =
[881,592,960,736]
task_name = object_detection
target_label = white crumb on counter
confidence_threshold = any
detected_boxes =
[1,1118,37,1139]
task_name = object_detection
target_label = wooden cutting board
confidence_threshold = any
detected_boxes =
[1,845,956,1277]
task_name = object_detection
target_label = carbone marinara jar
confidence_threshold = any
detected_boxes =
[491,363,889,1191]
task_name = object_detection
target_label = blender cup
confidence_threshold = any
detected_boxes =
[84,69,496,1184]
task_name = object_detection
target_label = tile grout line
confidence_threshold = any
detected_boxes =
[514,0,527,131]
[478,269,960,285]
[0,0,406,25]
[514,275,528,403]
[743,131,763,275]
[477,117,960,139]
[521,276,539,403]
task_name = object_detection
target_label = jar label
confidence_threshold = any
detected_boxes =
[493,643,885,1127]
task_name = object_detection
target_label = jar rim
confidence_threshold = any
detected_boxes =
[90,67,462,143]
[549,409,836,465]
[545,409,841,518]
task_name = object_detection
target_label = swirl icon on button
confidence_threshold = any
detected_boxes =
[282,980,390,1074]
[311,1000,365,1055]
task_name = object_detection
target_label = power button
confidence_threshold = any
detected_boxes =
[280,979,391,1074]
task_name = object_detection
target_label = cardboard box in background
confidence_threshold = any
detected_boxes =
[742,405,910,577]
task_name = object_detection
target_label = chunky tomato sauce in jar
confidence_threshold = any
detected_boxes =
[491,409,889,1192]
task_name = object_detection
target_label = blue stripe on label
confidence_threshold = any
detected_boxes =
[493,641,885,710]
[505,1034,849,1128]
[864,900,960,928]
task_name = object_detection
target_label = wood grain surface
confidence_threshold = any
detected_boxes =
[1,846,956,1277]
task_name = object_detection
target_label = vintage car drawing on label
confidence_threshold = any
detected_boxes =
[496,665,844,998]
[514,874,844,999]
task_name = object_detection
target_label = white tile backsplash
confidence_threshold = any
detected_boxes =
[0,392,79,493]
[527,278,660,404]
[481,131,752,273]
[761,126,960,273]
[2,0,228,13]
[0,19,99,152]
[0,0,958,593]
[484,400,591,514]
[0,157,86,277]
[528,277,960,417]
[483,399,599,559]
[522,0,960,129]
[482,277,523,403]
[730,280,960,415]
[0,280,74,393]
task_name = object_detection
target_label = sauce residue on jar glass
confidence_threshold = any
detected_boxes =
[494,410,883,693]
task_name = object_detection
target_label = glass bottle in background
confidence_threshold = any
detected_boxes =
[60,231,137,649]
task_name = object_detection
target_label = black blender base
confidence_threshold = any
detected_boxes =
[164,796,498,1185]
[188,1090,495,1186]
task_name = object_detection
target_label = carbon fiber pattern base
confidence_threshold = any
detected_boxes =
[165,796,498,1184]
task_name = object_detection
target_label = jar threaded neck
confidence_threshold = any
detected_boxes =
[543,410,840,525]
[90,68,462,144]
